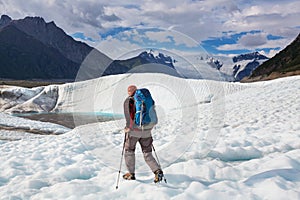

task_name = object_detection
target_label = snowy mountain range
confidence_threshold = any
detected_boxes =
[107,50,235,81]
[171,52,270,82]
[232,52,269,81]
[0,15,224,81]
[2,14,299,83]
[203,52,269,81]
[0,15,269,82]
[103,50,178,77]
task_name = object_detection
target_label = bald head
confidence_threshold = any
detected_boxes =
[127,85,137,96]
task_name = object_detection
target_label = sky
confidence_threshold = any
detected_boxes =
[1,0,300,59]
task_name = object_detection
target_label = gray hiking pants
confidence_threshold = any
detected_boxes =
[124,130,160,174]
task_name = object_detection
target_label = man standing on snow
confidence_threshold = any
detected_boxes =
[123,85,164,183]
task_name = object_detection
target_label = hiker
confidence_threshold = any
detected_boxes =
[123,85,164,183]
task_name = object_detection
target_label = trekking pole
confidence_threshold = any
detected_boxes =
[116,132,127,190]
[152,144,167,183]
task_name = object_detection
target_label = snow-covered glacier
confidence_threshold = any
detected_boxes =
[0,74,299,199]
[0,73,248,114]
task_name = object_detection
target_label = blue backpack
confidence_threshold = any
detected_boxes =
[134,88,158,127]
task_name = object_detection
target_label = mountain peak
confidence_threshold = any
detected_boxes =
[0,14,12,27]
[23,16,46,24]
[18,16,58,29]
[138,50,175,69]
[1,14,12,21]
[233,52,269,63]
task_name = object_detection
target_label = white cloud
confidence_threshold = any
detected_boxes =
[217,34,292,55]
[223,1,300,39]
[95,37,141,59]
[95,28,205,59]
[217,43,242,51]
[170,29,199,48]
[144,31,172,43]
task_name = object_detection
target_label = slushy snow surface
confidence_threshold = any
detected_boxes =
[0,74,300,199]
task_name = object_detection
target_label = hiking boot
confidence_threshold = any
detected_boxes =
[154,169,164,183]
[123,172,136,180]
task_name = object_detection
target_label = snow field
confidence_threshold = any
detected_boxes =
[0,74,299,199]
